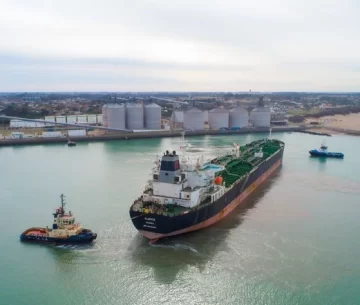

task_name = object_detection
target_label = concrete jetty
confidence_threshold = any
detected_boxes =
[0,126,303,146]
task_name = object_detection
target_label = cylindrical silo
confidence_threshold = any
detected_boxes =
[229,106,249,128]
[144,103,161,130]
[183,107,204,130]
[208,107,229,129]
[250,107,271,127]
[126,103,144,130]
[107,104,126,129]
[102,105,108,127]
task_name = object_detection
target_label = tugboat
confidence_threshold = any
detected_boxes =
[20,194,97,244]
[309,142,344,158]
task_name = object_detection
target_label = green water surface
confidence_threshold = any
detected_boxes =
[1,133,359,305]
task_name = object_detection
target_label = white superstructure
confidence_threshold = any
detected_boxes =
[138,150,226,209]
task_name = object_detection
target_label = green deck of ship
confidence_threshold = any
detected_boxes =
[133,139,283,217]
[214,139,282,188]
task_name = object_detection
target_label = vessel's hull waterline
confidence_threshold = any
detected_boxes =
[20,227,97,244]
[130,145,284,240]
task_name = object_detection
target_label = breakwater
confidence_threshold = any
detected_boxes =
[0,126,302,146]
[297,130,332,137]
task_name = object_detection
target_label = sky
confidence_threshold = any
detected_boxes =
[0,0,359,92]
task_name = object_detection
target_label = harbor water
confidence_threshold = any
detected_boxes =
[1,132,360,305]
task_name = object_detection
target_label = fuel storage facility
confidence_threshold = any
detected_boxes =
[144,103,161,130]
[102,104,126,129]
[250,107,271,127]
[183,107,204,130]
[229,106,249,128]
[208,107,229,129]
[126,103,144,130]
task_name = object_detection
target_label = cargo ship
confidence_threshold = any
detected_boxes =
[20,194,97,244]
[129,138,285,241]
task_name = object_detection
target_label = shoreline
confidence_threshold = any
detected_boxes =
[0,126,301,146]
[304,113,360,136]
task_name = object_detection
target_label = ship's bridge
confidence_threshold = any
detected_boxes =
[58,215,75,226]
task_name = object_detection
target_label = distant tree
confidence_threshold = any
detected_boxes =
[40,109,50,116]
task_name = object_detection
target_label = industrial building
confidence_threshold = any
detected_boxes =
[9,120,46,128]
[102,103,162,130]
[271,111,288,125]
[208,107,229,129]
[102,104,126,129]
[144,103,161,130]
[250,107,271,127]
[183,107,204,130]
[126,103,144,130]
[44,115,103,126]
[229,106,249,128]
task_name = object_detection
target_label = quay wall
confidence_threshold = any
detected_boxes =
[0,126,303,146]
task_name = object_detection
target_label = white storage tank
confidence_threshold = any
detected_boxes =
[126,103,144,130]
[229,106,249,128]
[102,105,109,127]
[68,129,86,137]
[208,107,229,129]
[106,104,126,129]
[250,107,271,127]
[183,107,204,130]
[144,103,161,130]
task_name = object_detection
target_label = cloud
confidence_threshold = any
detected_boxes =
[0,0,359,91]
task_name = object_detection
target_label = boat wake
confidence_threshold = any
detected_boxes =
[149,241,199,254]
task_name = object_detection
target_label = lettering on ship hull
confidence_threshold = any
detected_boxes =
[144,217,157,229]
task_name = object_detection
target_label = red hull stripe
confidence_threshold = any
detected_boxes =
[140,158,282,240]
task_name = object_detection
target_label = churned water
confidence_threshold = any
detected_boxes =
[1,132,360,305]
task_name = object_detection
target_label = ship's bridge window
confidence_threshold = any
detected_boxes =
[161,160,178,171]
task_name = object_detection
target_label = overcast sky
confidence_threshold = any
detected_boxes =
[0,0,359,92]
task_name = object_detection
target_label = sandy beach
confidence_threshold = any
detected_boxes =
[305,113,360,135]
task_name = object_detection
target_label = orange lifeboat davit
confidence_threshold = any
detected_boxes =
[214,176,223,185]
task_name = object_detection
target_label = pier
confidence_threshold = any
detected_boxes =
[0,126,303,146]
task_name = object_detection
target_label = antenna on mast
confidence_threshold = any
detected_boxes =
[60,194,66,211]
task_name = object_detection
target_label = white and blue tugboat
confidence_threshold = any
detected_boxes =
[309,141,344,158]
[20,194,97,244]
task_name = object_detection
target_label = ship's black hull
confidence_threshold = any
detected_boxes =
[130,146,284,240]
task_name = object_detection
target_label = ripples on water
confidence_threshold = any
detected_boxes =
[2,133,360,305]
